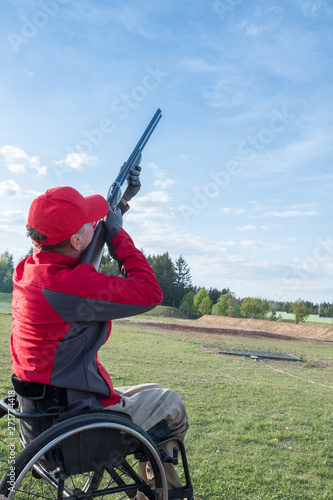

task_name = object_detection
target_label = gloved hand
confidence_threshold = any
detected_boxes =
[104,206,123,266]
[122,159,142,202]
[104,206,123,243]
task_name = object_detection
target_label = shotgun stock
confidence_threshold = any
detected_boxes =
[79,108,162,270]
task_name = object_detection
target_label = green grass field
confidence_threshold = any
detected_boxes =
[0,313,332,499]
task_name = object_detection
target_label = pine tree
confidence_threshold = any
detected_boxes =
[147,252,176,306]
[174,255,192,307]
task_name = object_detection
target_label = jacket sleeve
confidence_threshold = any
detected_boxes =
[41,228,163,323]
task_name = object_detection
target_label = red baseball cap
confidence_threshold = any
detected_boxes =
[27,186,109,245]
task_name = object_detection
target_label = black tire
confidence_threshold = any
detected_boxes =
[0,412,168,499]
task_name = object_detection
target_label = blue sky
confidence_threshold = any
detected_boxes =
[1,0,333,303]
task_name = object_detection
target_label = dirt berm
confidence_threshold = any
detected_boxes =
[197,316,333,341]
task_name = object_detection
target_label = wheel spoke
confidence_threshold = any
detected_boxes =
[1,412,168,499]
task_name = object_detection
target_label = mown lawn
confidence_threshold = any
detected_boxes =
[0,313,332,499]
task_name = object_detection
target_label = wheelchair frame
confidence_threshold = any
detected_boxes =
[0,395,193,500]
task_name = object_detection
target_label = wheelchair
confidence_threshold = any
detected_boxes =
[0,393,193,500]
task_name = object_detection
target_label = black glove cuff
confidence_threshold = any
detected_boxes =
[105,227,120,246]
[118,200,130,214]
[105,241,127,277]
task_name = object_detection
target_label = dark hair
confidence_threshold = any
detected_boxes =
[26,226,70,252]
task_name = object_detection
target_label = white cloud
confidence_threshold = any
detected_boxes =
[0,180,22,197]
[221,208,245,215]
[146,162,176,190]
[203,78,244,108]
[262,210,316,218]
[236,225,256,231]
[182,58,219,73]
[242,131,333,180]
[0,146,27,173]
[0,180,39,199]
[254,6,284,18]
[53,152,96,171]
[0,210,26,225]
[238,237,285,251]
[137,190,170,204]
[113,6,156,39]
[127,190,174,221]
[153,178,175,189]
[236,6,284,38]
[236,22,264,37]
[132,220,237,262]
[287,203,316,210]
[261,224,284,230]
[29,156,48,176]
[240,240,258,248]
[0,146,47,176]
[250,201,269,211]
[147,162,167,178]
[301,1,331,18]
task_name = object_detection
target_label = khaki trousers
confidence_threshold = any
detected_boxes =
[107,383,189,499]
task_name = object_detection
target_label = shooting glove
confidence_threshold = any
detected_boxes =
[122,158,142,202]
[104,206,123,245]
[104,206,126,276]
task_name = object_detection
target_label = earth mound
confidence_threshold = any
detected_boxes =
[197,316,333,341]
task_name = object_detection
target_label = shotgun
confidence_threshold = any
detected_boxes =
[80,108,162,270]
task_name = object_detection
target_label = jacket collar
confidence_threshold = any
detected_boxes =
[32,247,80,268]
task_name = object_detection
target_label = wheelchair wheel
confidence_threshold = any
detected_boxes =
[0,412,168,499]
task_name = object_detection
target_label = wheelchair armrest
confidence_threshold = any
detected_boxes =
[0,395,61,420]
[58,408,133,423]
[0,395,18,415]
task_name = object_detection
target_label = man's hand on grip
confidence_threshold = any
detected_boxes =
[104,206,123,242]
[122,155,142,202]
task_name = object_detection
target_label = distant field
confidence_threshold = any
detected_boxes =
[0,293,12,313]
[0,305,11,313]
[0,313,332,499]
[278,318,333,328]
[0,293,12,303]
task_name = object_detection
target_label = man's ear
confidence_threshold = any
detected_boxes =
[69,233,81,251]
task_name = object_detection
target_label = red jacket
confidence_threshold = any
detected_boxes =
[11,228,163,410]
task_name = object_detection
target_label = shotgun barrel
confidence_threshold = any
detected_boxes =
[80,108,162,270]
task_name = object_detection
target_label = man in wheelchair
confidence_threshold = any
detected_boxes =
[10,168,189,499]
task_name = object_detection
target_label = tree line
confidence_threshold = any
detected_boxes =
[0,249,332,323]
[100,251,332,323]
